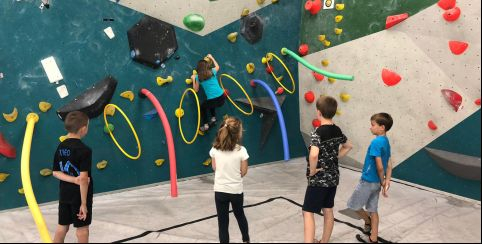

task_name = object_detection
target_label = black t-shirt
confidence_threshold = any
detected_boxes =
[52,138,93,205]
[306,124,347,187]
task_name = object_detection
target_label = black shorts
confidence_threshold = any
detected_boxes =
[302,186,337,213]
[58,203,92,228]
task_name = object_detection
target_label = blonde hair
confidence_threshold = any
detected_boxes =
[213,117,243,151]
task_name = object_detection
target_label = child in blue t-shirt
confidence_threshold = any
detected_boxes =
[347,113,394,243]
[191,54,226,132]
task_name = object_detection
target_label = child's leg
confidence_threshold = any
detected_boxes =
[200,101,210,125]
[356,209,371,226]
[369,212,379,241]
[76,226,89,243]
[231,193,250,243]
[53,225,69,243]
[319,208,334,243]
[215,192,231,243]
[303,211,316,243]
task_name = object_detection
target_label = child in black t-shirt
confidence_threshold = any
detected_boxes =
[52,111,93,243]
[303,96,353,243]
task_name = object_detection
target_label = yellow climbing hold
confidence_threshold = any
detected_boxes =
[256,0,265,4]
[40,168,52,177]
[96,160,108,170]
[157,76,173,86]
[246,63,255,74]
[0,173,9,183]
[105,105,116,116]
[336,4,345,10]
[276,75,284,82]
[340,93,351,102]
[321,59,330,67]
[185,78,193,85]
[334,28,343,35]
[120,91,135,102]
[272,0,279,3]
[336,110,342,116]
[18,188,24,195]
[175,108,185,118]
[227,32,238,43]
[59,135,68,142]
[323,40,331,47]
[318,35,326,42]
[241,8,250,17]
[155,159,165,167]
[39,102,52,113]
[3,107,18,123]
[328,78,336,84]
[202,158,212,166]
[335,15,343,23]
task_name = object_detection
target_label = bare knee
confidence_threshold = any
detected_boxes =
[57,225,69,234]
[76,226,89,240]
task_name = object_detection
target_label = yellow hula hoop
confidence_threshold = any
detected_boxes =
[219,74,254,116]
[266,52,296,94]
[103,104,142,160]
[178,88,201,144]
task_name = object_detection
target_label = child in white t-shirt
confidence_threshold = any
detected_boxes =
[210,116,250,243]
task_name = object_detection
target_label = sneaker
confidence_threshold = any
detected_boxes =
[208,117,217,127]
[199,124,209,132]
[356,234,377,243]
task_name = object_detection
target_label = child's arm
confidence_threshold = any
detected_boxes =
[382,158,393,197]
[52,171,78,184]
[77,171,89,221]
[308,146,321,176]
[241,160,248,177]
[375,157,386,186]
[338,140,353,158]
[191,74,200,92]
[211,157,216,171]
[207,54,220,72]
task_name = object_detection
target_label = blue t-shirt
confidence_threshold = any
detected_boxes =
[196,68,225,100]
[361,136,391,183]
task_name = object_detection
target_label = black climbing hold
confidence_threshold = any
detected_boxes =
[240,14,264,44]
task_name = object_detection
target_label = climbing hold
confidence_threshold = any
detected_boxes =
[59,135,68,142]
[241,8,250,17]
[475,98,481,106]
[120,91,135,101]
[224,89,230,97]
[0,132,16,159]
[449,41,469,55]
[157,76,173,86]
[305,91,315,103]
[385,13,409,29]
[312,119,321,128]
[105,105,116,116]
[272,0,279,3]
[335,15,343,23]
[334,28,343,35]
[0,173,9,183]
[96,160,108,170]
[313,72,325,81]
[240,13,264,44]
[275,75,284,83]
[227,32,238,43]
[18,188,24,195]
[246,63,255,74]
[3,107,18,123]
[428,120,438,130]
[266,53,274,62]
[175,108,185,118]
[183,14,205,32]
[275,87,284,95]
[305,0,322,15]
[202,158,212,166]
[382,68,402,86]
[155,159,165,167]
[321,59,329,67]
[266,66,274,74]
[185,78,193,85]
[335,3,345,10]
[39,102,52,113]
[443,7,460,22]
[441,89,463,112]
[336,110,342,116]
[340,93,351,102]
[257,0,265,4]
[437,0,456,10]
[323,40,331,47]
[250,80,256,87]
[318,35,326,42]
[328,78,336,84]
[299,44,309,56]
[103,123,115,134]
[40,168,52,177]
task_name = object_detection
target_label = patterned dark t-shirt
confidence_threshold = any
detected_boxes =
[306,124,347,187]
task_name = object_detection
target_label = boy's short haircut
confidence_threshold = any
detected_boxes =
[316,96,337,119]
[64,111,89,133]
[371,113,393,132]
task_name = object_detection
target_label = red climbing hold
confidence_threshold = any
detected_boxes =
[381,68,402,86]
[299,44,309,57]
[385,13,409,29]
[441,89,463,112]
[275,87,284,95]
[437,0,456,10]
[250,80,256,87]
[305,91,315,103]
[475,98,481,106]
[224,89,230,97]
[313,72,325,81]
[428,120,438,131]
[305,0,322,15]
[0,132,16,159]
[449,41,469,55]
[443,7,461,22]
[312,119,321,128]
[266,65,274,74]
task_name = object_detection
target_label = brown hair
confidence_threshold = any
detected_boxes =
[64,111,89,133]
[196,60,213,81]
[316,95,337,119]
[371,113,393,132]
[213,117,243,151]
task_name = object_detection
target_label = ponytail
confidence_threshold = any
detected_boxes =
[213,117,242,151]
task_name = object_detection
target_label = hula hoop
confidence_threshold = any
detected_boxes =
[103,104,141,160]
[265,52,296,94]
[178,88,201,144]
[219,74,254,116]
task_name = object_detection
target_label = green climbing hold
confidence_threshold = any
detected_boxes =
[183,14,205,32]
[104,123,115,134]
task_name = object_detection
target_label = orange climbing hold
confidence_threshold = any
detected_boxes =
[305,0,322,15]
[441,89,463,112]
[299,44,309,56]
[449,41,469,55]
[437,0,456,10]
[305,91,315,103]
[382,68,402,86]
[443,7,461,22]
[224,89,230,97]
[428,120,438,130]
[385,13,409,29]
[312,72,325,81]
[275,87,284,95]
[0,132,16,159]
[312,119,321,128]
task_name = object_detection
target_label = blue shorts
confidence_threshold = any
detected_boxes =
[347,180,381,213]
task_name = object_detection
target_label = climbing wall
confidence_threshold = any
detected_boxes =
[0,0,306,211]
[298,0,481,199]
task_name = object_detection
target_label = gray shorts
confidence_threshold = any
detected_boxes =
[347,180,381,213]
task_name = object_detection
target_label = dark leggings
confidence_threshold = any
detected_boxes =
[215,192,250,243]
[201,95,225,124]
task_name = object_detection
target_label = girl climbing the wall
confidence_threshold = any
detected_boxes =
[191,54,226,133]
[210,116,250,243]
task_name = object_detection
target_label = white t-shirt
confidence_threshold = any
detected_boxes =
[210,145,249,194]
